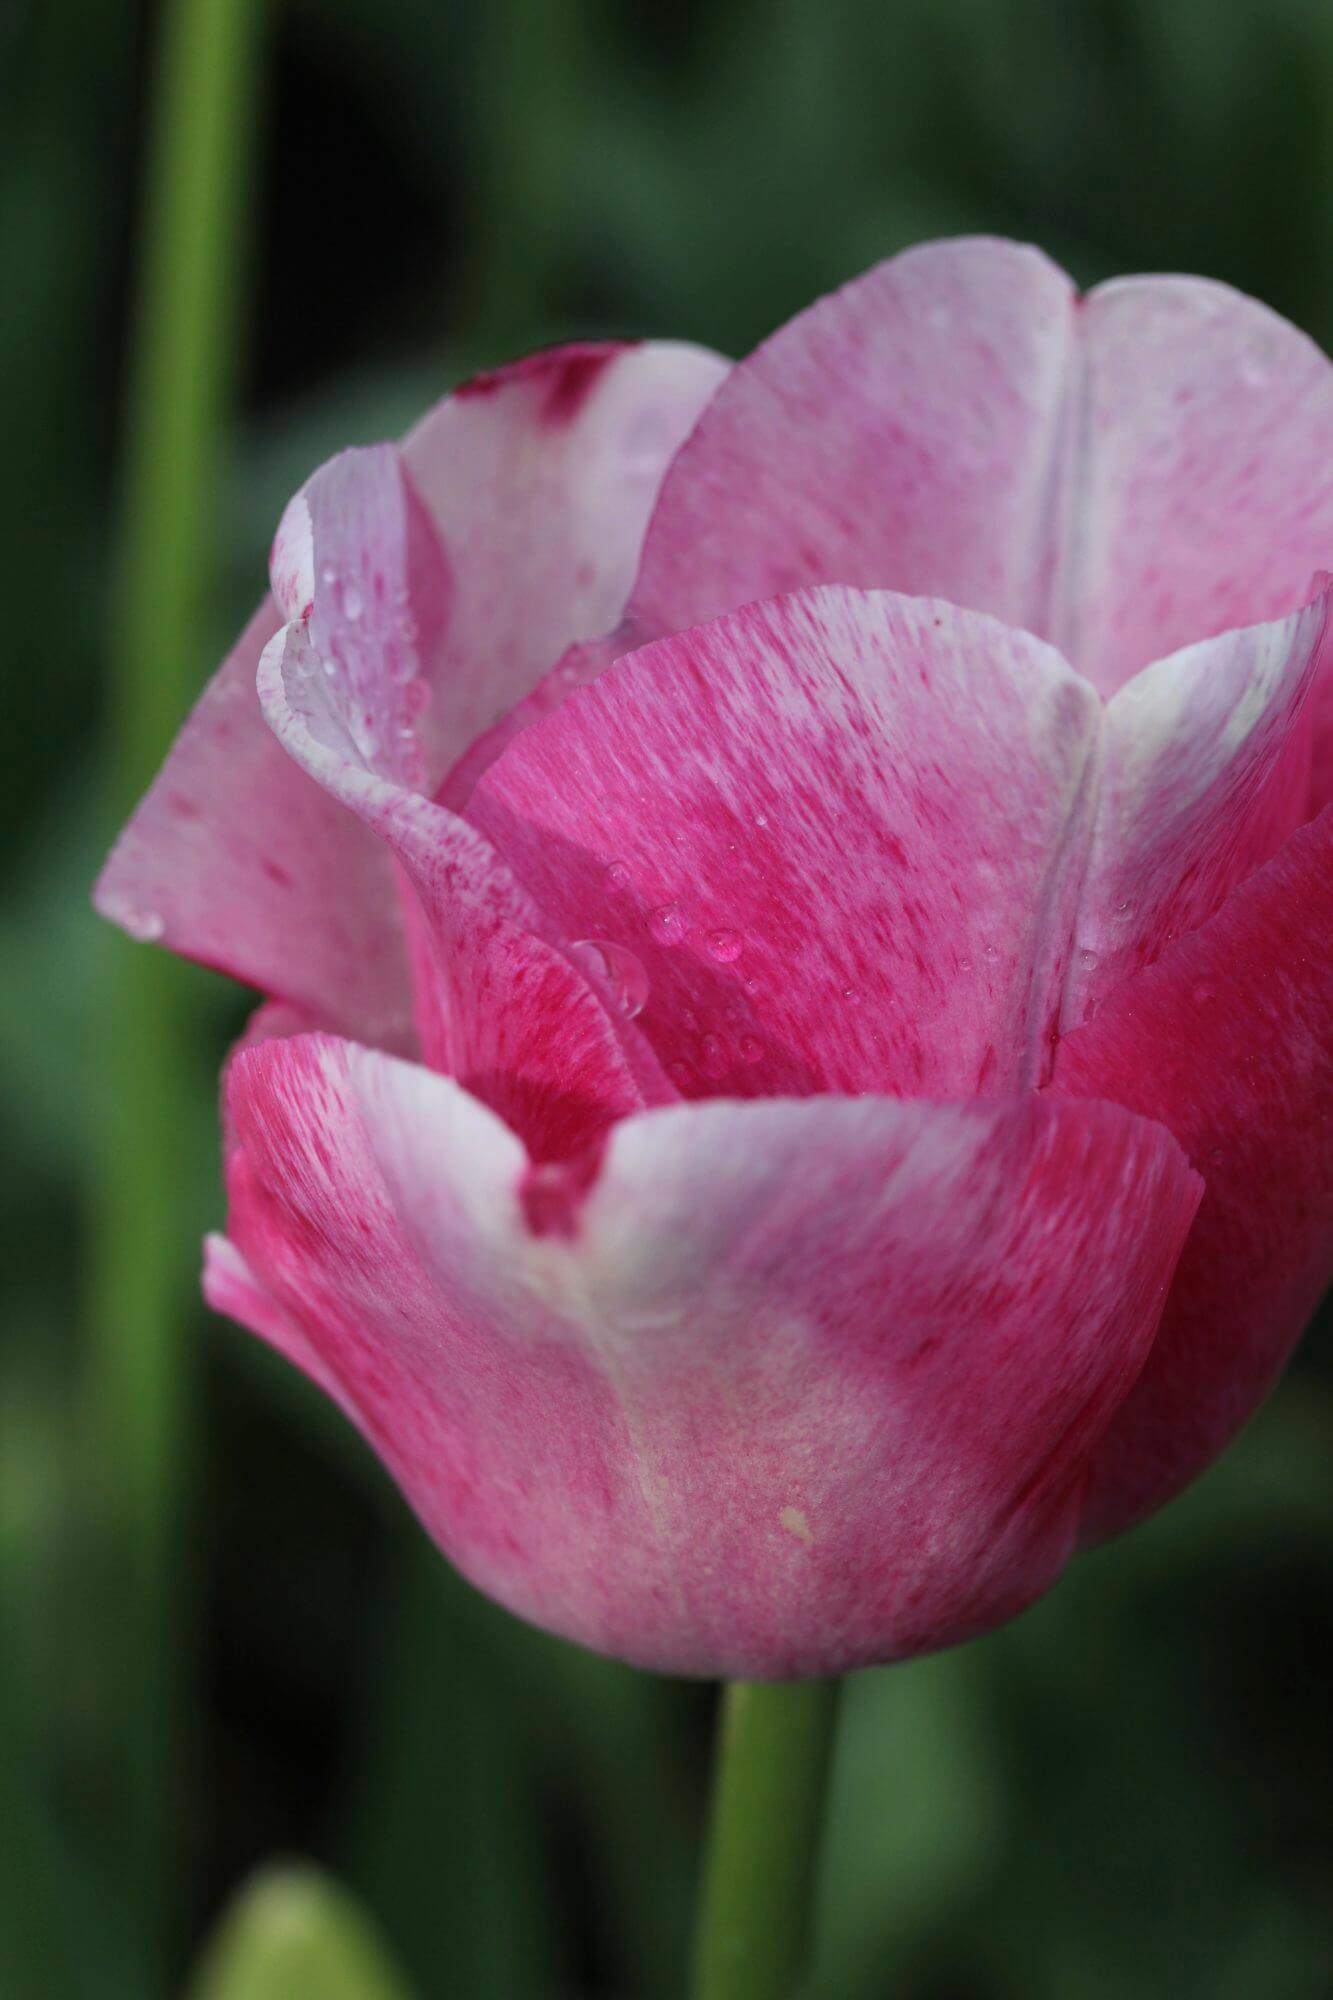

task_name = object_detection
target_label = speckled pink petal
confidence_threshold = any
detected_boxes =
[210,1032,1199,1677]
[258,626,673,1157]
[1050,809,1333,1543]
[1064,590,1327,1026]
[465,587,1100,1099]
[95,341,726,1033]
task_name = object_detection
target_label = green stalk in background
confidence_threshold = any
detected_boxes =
[91,0,265,1982]
[691,1679,844,2000]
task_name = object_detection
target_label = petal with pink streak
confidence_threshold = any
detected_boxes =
[1050,809,1333,1544]
[1063,591,1327,1027]
[465,587,1100,1099]
[214,1033,1199,1676]
[94,342,726,1032]
[403,339,728,762]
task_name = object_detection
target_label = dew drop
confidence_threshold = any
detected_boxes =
[754,812,769,828]
[320,562,337,585]
[982,943,998,962]
[107,897,164,943]
[648,902,687,947]
[667,1059,695,1091]
[342,582,363,621]
[1079,948,1099,970]
[958,957,973,974]
[604,861,631,890]
[744,975,760,994]
[700,1032,731,1079]
[739,1035,765,1065]
[568,939,650,1019]
[706,927,744,964]
[841,985,861,1005]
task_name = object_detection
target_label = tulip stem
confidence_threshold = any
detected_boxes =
[93,0,264,1979]
[690,1678,843,2000]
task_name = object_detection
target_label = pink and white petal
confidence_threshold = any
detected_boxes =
[1050,809,1333,1544]
[465,587,1100,1100]
[1056,277,1333,693]
[403,339,729,764]
[258,616,674,1157]
[628,239,1078,645]
[93,601,414,1043]
[216,1033,1200,1677]
[96,342,725,1020]
[1064,591,1326,1026]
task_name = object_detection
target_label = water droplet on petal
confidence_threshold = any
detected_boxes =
[107,897,164,943]
[1079,948,1099,970]
[342,582,363,620]
[706,927,744,964]
[982,944,998,962]
[744,975,760,994]
[739,1035,764,1065]
[699,1032,730,1079]
[754,812,769,828]
[568,939,650,1019]
[604,861,631,890]
[320,562,337,585]
[648,902,687,947]
[667,1058,695,1091]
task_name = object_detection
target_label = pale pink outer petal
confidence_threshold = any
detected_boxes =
[465,587,1100,1099]
[1050,809,1333,1544]
[210,1032,1200,1677]
[94,342,727,1034]
[1063,593,1327,1025]
[624,242,1333,706]
[1058,278,1333,692]
[628,239,1077,647]
[93,600,415,1044]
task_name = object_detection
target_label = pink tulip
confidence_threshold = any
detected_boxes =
[97,239,1333,1678]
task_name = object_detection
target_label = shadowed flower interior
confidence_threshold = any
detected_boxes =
[96,237,1333,1677]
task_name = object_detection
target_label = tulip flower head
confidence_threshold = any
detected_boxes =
[98,240,1333,1677]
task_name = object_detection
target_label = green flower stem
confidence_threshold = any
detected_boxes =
[92,0,265,1979]
[690,1678,843,2000]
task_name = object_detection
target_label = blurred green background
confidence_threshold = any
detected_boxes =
[4,0,1333,1994]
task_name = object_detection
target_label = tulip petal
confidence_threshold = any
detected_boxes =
[402,339,729,757]
[465,586,1100,1098]
[93,600,415,1043]
[1064,592,1326,1025]
[626,242,1333,706]
[213,1033,1200,1676]
[94,341,726,1034]
[258,617,674,1158]
[629,237,1077,647]
[1050,809,1333,1543]
[1060,278,1333,693]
